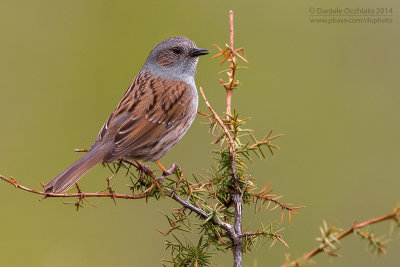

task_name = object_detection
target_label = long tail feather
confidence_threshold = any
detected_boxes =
[44,147,106,193]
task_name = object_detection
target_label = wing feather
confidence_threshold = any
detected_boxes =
[92,72,193,162]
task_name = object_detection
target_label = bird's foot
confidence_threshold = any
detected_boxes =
[135,160,153,176]
[157,163,180,183]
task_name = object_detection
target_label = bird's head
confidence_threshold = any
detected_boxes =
[143,36,209,81]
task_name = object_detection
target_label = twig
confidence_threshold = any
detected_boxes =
[0,168,240,250]
[282,207,400,267]
[199,87,238,183]
[226,10,235,118]
[204,10,245,267]
[240,175,251,200]
[156,207,186,236]
[242,231,288,248]
[199,85,243,265]
[253,188,305,224]
[1,169,239,245]
[171,193,236,238]
[0,175,149,200]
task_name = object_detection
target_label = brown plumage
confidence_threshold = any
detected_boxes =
[44,36,208,193]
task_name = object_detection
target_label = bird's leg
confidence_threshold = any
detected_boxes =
[135,160,152,175]
[155,161,167,172]
[134,160,152,186]
[157,163,180,183]
[135,160,178,187]
[135,160,164,194]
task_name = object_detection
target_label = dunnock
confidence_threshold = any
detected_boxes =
[45,36,208,193]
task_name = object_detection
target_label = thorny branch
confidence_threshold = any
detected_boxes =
[171,193,236,238]
[1,8,396,267]
[199,87,237,182]
[199,86,243,267]
[253,183,305,224]
[0,163,235,236]
[156,207,186,236]
[24,9,400,267]
[282,207,400,267]
[0,175,148,200]
[0,10,263,267]
[202,10,248,267]
[214,10,247,118]
[241,231,288,248]
[1,9,294,267]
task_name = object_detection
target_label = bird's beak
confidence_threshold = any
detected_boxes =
[190,48,209,57]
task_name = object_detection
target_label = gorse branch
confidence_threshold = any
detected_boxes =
[8,9,400,267]
[253,183,305,225]
[0,10,298,267]
[1,8,397,267]
[0,174,149,200]
[214,10,247,118]
[199,87,237,183]
[283,206,400,267]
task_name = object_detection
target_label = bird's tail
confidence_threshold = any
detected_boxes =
[44,147,106,194]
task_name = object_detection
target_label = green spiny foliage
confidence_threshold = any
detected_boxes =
[99,34,300,266]
[0,10,399,267]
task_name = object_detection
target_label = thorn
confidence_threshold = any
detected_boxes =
[155,228,168,236]
[259,183,271,194]
[74,148,89,152]
[269,239,276,249]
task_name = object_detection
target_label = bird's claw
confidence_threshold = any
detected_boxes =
[157,163,180,183]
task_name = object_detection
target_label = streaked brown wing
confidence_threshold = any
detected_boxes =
[95,72,193,162]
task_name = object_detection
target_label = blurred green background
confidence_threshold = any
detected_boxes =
[1,0,399,266]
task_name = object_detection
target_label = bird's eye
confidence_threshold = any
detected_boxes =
[171,47,182,55]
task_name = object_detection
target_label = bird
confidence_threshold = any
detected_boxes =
[44,36,209,194]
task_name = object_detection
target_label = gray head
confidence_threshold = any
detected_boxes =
[142,36,209,82]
